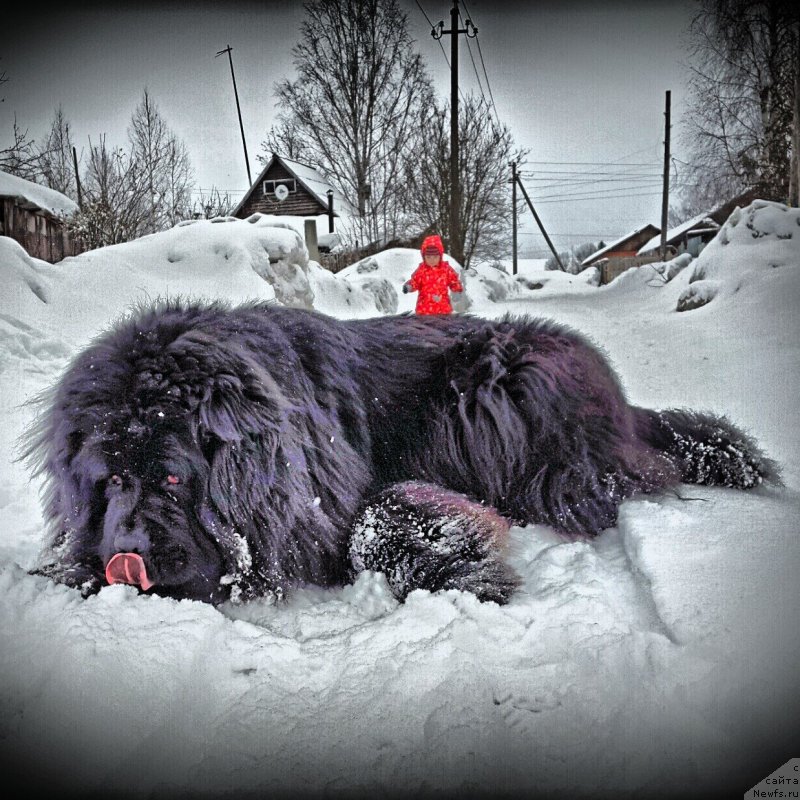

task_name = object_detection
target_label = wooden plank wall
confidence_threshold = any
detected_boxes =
[1,199,84,262]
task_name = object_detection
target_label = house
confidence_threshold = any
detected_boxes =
[706,189,760,224]
[581,224,661,266]
[580,224,661,284]
[637,212,720,259]
[637,190,760,260]
[233,153,352,231]
[0,170,83,262]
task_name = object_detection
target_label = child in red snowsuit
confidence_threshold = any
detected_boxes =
[402,234,463,315]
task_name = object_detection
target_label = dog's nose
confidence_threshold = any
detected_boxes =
[113,528,150,555]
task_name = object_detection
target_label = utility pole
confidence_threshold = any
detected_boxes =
[511,161,518,275]
[216,45,252,188]
[327,189,335,234]
[72,145,83,210]
[515,173,565,271]
[660,89,671,261]
[432,2,477,266]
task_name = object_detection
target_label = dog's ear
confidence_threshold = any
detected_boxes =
[167,331,288,448]
[188,340,292,526]
[196,356,288,446]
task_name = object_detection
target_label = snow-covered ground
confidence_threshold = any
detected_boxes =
[0,202,798,798]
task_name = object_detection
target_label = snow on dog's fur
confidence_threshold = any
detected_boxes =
[23,301,777,604]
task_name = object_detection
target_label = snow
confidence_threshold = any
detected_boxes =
[0,169,79,218]
[1,201,799,797]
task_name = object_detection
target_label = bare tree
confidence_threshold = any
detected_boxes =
[790,16,800,206]
[263,0,433,246]
[69,89,196,250]
[161,135,194,227]
[190,187,237,219]
[38,106,77,198]
[0,117,39,179]
[0,65,40,178]
[68,136,149,248]
[128,89,194,232]
[545,240,604,274]
[404,95,524,268]
[262,117,313,164]
[681,0,798,207]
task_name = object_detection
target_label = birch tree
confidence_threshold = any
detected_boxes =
[681,0,798,207]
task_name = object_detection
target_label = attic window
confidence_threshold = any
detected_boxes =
[263,179,297,197]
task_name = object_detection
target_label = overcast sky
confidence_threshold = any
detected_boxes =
[3,0,696,256]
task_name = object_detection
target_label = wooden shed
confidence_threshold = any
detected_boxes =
[0,170,84,263]
[233,154,350,225]
[581,224,661,284]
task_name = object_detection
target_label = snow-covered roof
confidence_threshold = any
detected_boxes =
[581,224,659,266]
[280,156,353,214]
[638,212,720,255]
[0,169,79,218]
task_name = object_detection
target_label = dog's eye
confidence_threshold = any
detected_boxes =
[166,475,181,486]
[108,474,123,487]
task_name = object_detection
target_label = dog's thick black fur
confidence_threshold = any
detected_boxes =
[23,301,777,604]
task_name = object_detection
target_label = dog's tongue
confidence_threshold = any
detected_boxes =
[105,553,154,591]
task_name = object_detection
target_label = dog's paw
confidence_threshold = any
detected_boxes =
[29,563,102,597]
[437,554,520,604]
[349,480,520,604]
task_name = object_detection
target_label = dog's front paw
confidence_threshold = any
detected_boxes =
[30,563,102,597]
[349,481,520,604]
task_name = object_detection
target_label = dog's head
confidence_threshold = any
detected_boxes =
[25,305,360,603]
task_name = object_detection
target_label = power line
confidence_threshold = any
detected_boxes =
[459,1,502,128]
[464,35,485,97]
[462,34,501,129]
[520,144,662,170]
[520,168,661,179]
[524,180,663,195]
[190,188,248,195]
[414,0,453,72]
[534,190,664,204]
[533,184,663,201]
[521,160,658,167]
[516,231,621,238]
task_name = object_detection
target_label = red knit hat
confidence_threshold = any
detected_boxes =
[421,234,444,256]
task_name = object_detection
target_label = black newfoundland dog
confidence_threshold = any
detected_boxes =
[24,301,776,605]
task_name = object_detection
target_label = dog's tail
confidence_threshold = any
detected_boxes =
[633,407,781,489]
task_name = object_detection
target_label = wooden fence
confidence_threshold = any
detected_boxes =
[599,254,663,285]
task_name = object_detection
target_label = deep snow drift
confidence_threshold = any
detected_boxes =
[0,202,798,799]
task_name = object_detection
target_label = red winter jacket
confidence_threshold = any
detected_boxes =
[406,235,463,315]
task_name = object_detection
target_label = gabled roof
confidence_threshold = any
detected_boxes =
[233,154,354,217]
[0,169,79,218]
[581,224,660,266]
[638,212,719,255]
